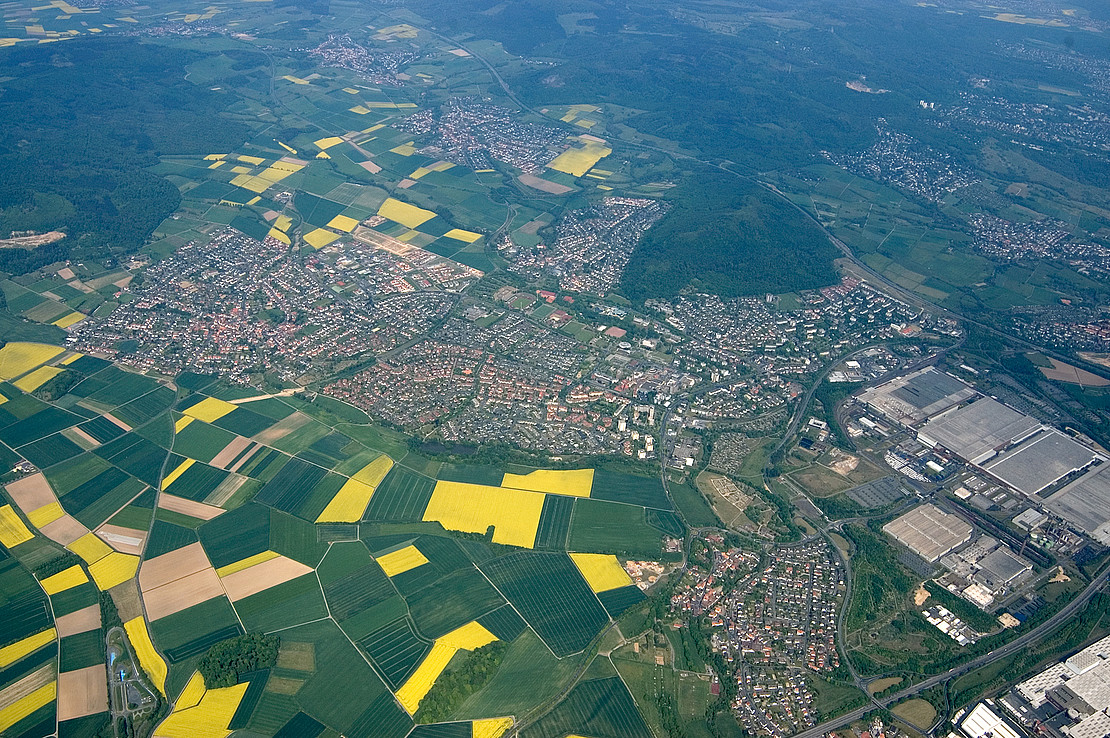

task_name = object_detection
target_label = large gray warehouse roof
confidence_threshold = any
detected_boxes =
[982,429,1102,496]
[884,504,973,562]
[918,398,1042,465]
[1046,463,1110,544]
[859,367,977,426]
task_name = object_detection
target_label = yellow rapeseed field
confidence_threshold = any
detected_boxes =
[176,671,206,710]
[316,456,393,523]
[0,504,33,548]
[423,481,544,548]
[443,228,483,243]
[161,459,195,490]
[0,681,55,734]
[304,228,340,249]
[155,671,248,738]
[547,139,612,177]
[68,532,112,564]
[27,501,64,528]
[502,469,594,497]
[376,545,428,577]
[184,397,237,423]
[40,564,88,595]
[473,717,514,738]
[395,622,498,714]
[52,312,85,329]
[0,342,64,381]
[174,416,194,433]
[569,553,632,593]
[313,136,344,149]
[378,197,437,229]
[353,455,394,486]
[215,550,279,578]
[314,479,374,523]
[268,228,291,245]
[327,214,360,232]
[0,628,56,669]
[124,617,167,695]
[89,552,139,590]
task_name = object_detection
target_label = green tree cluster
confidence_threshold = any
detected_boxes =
[198,633,280,689]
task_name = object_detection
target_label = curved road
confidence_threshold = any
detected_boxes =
[423,28,1110,737]
[792,560,1110,738]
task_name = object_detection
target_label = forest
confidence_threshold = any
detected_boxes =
[0,39,250,273]
[620,172,840,300]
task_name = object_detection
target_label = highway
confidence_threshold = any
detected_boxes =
[790,559,1110,738]
[419,30,1110,738]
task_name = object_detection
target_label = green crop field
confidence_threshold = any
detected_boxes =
[198,503,272,569]
[481,551,609,658]
[598,585,647,619]
[405,566,506,640]
[59,630,104,672]
[280,620,412,738]
[521,677,652,738]
[77,415,127,444]
[235,574,328,632]
[163,460,228,502]
[172,421,238,462]
[94,434,170,487]
[364,466,436,522]
[568,499,662,557]
[0,406,81,447]
[18,432,83,468]
[534,494,574,551]
[0,557,53,648]
[114,386,176,426]
[320,548,396,622]
[254,458,328,514]
[357,617,432,690]
[66,469,145,529]
[592,469,672,509]
[144,520,199,559]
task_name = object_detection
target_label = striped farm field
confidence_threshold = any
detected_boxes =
[519,676,651,738]
[481,552,609,658]
[363,467,435,522]
[356,618,431,690]
[533,495,574,550]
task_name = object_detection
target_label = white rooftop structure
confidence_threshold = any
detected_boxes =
[960,702,1021,738]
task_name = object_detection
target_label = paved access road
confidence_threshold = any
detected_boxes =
[789,561,1109,738]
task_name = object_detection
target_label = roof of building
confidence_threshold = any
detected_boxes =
[960,702,1022,738]
[859,367,977,426]
[884,504,974,562]
[981,429,1101,496]
[918,398,1043,465]
[973,547,1032,592]
[1046,463,1110,545]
